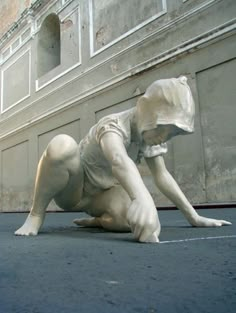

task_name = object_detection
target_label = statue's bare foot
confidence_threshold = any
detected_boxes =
[73,217,102,228]
[15,214,42,236]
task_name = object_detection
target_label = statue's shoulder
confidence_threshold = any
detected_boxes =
[93,108,134,144]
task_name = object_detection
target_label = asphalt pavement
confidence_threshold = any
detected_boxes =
[0,208,236,313]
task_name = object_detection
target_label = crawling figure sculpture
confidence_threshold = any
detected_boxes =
[15,77,231,242]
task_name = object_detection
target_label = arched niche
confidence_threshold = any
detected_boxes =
[37,13,61,78]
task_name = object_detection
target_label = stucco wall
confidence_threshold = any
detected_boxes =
[0,0,235,211]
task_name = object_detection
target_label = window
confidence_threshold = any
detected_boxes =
[37,13,61,78]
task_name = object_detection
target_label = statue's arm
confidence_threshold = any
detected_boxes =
[99,132,160,241]
[145,155,231,227]
[100,132,151,200]
[145,155,199,224]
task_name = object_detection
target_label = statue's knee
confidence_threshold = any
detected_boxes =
[45,134,78,162]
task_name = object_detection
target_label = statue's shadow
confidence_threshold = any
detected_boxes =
[39,224,195,243]
[40,225,134,243]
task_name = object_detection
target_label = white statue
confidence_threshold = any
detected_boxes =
[15,77,231,242]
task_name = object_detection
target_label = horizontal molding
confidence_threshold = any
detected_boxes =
[0,18,235,142]
[0,0,225,121]
[0,26,32,65]
[129,18,236,76]
[35,61,82,91]
[33,1,227,95]
[88,0,222,58]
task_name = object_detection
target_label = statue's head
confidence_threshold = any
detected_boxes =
[136,76,195,144]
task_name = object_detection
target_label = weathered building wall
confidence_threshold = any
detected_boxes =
[0,0,35,38]
[0,0,235,212]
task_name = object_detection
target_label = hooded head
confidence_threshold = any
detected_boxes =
[136,77,195,137]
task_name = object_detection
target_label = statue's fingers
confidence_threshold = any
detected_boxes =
[145,232,159,243]
[220,220,232,226]
[138,226,155,243]
[133,224,142,241]
[127,207,140,230]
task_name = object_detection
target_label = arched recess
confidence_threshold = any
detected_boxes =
[37,13,61,78]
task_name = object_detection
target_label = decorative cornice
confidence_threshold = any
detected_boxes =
[0,0,48,48]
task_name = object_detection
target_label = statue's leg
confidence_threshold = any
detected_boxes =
[73,213,130,231]
[15,135,82,236]
[73,185,131,231]
[73,217,102,228]
[73,185,159,242]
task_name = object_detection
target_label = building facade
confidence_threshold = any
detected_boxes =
[0,0,235,212]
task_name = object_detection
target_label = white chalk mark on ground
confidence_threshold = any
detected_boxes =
[104,280,120,285]
[160,235,236,244]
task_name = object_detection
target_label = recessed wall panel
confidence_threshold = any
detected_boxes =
[90,0,165,54]
[197,59,236,202]
[1,141,30,211]
[95,97,136,122]
[38,119,80,159]
[1,50,30,112]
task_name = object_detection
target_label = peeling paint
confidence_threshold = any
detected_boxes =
[61,19,73,31]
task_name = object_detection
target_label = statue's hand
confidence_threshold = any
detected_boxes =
[127,197,160,243]
[190,215,232,227]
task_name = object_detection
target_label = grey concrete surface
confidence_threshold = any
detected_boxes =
[1,209,236,313]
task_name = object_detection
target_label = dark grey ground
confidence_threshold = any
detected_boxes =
[0,209,236,313]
